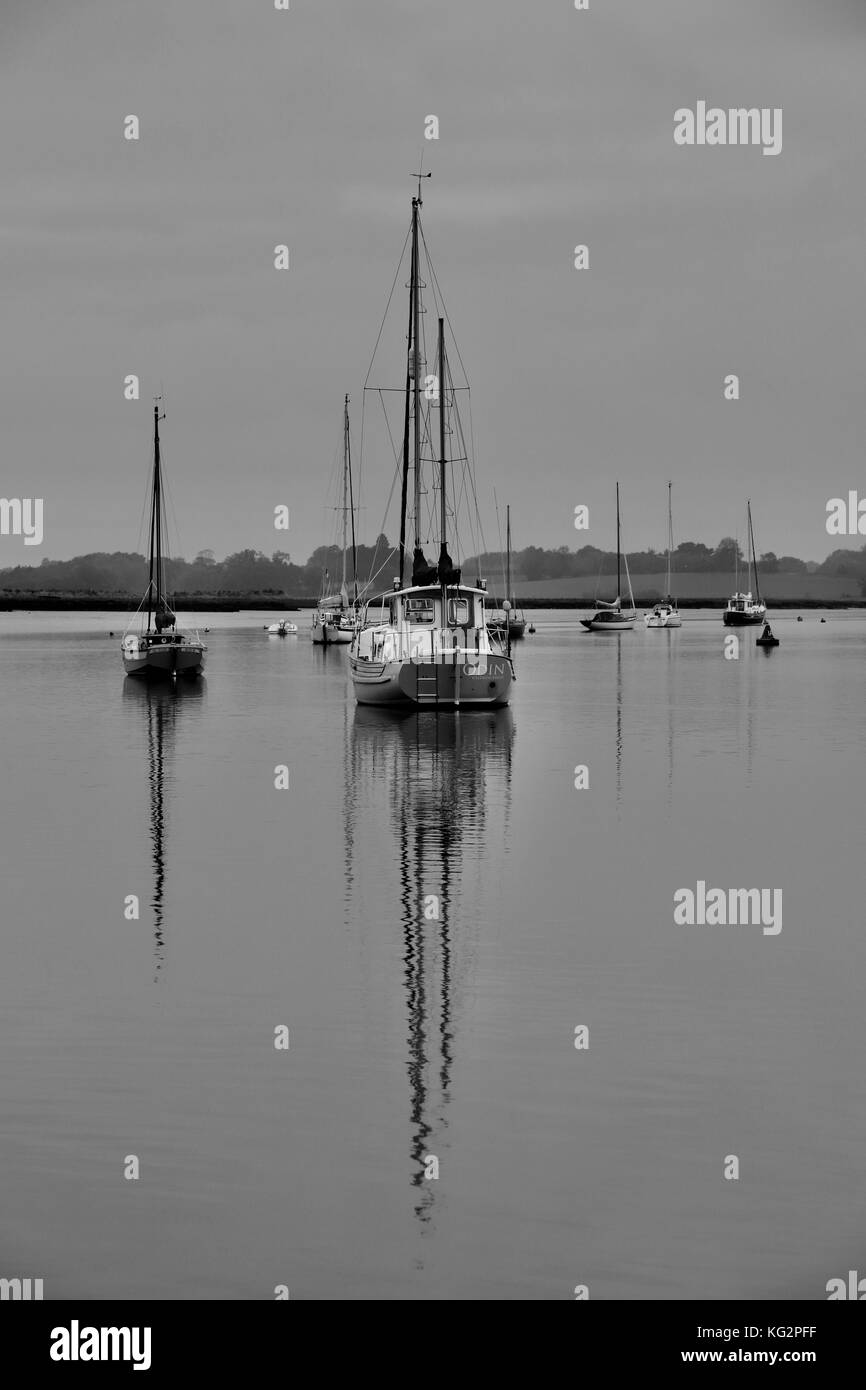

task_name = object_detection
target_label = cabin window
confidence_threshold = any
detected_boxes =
[448,598,469,625]
[406,598,434,624]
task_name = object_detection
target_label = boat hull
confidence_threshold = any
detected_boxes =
[645,606,682,628]
[350,654,512,707]
[122,641,205,679]
[312,622,353,645]
[723,610,765,626]
[580,616,635,632]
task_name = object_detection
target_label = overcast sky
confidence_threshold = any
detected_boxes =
[2,0,865,567]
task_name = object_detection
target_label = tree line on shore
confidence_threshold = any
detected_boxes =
[2,536,865,597]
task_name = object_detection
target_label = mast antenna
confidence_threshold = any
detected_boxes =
[411,163,432,205]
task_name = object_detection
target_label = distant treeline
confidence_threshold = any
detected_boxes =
[2,536,866,597]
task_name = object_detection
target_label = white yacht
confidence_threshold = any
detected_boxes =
[348,183,513,708]
[645,481,682,628]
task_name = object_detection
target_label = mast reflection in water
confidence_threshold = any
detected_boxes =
[122,679,204,979]
[347,708,514,1228]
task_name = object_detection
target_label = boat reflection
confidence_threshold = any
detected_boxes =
[348,707,514,1229]
[122,678,205,979]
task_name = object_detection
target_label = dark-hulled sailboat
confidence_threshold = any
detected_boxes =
[121,401,206,679]
[489,506,526,642]
[723,500,766,626]
[580,482,637,631]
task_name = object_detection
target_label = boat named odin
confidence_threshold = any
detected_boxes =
[121,401,206,680]
[349,183,513,708]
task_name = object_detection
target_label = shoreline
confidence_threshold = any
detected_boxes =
[0,594,862,613]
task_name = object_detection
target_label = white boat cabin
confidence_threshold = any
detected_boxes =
[353,583,500,665]
[726,591,763,613]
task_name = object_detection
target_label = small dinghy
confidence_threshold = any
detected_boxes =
[756,621,779,648]
[268,620,297,636]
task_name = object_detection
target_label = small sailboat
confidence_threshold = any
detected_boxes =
[756,620,779,648]
[312,395,358,646]
[121,401,206,680]
[502,507,527,640]
[723,500,766,626]
[581,483,637,631]
[349,184,513,708]
[489,506,526,641]
[645,482,682,628]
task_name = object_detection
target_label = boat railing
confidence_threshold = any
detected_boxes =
[368,625,497,668]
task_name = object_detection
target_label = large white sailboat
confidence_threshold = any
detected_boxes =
[645,481,682,628]
[312,395,357,645]
[580,483,637,632]
[723,500,766,626]
[349,183,513,708]
[121,401,206,680]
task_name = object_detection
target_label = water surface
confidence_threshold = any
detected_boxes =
[1,609,864,1299]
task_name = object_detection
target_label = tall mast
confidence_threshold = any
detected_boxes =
[398,258,413,589]
[146,400,164,630]
[347,396,358,606]
[666,480,673,599]
[340,395,349,602]
[438,317,447,555]
[411,196,422,556]
[616,481,622,603]
[506,505,512,606]
[748,500,761,603]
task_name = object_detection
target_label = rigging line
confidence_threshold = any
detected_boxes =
[419,226,473,392]
[420,224,490,559]
[358,380,367,547]
[357,545,401,600]
[134,471,150,564]
[365,389,403,583]
[493,489,506,597]
[362,222,412,392]
[358,223,412,559]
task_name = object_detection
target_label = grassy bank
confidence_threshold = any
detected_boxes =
[0,593,309,612]
[2,591,863,613]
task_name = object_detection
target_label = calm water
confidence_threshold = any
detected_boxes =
[1,609,864,1300]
